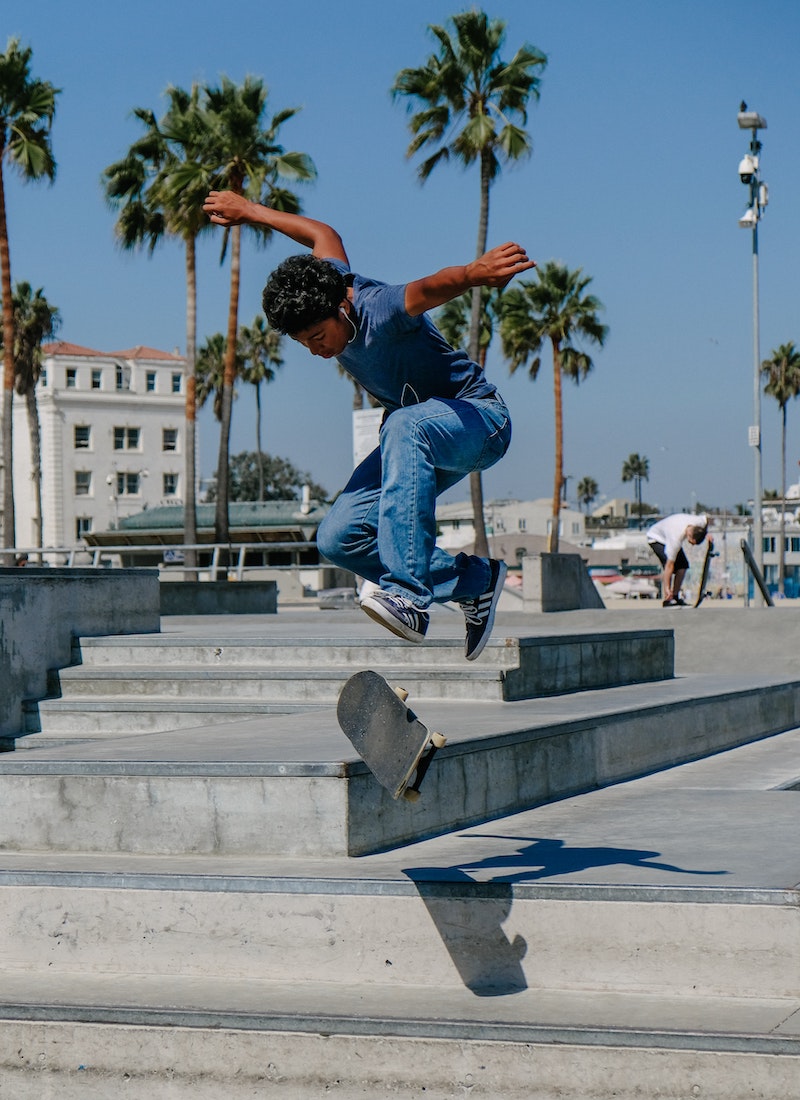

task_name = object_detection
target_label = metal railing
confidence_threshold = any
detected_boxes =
[5,542,321,583]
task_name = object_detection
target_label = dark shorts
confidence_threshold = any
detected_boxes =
[648,541,689,571]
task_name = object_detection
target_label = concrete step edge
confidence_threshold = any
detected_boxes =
[0,973,798,1054]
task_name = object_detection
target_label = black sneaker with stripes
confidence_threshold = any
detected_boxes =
[361,590,430,644]
[460,559,507,661]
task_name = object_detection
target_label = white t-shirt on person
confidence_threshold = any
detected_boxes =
[646,513,707,562]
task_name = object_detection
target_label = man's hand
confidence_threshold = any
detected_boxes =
[466,241,536,289]
[203,190,253,226]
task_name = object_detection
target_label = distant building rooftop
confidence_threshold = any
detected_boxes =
[85,500,329,547]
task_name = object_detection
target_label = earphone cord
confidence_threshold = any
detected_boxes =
[341,307,358,343]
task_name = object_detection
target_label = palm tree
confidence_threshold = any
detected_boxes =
[102,83,214,575]
[0,281,59,553]
[196,331,238,425]
[762,341,800,594]
[392,12,546,557]
[239,314,283,501]
[0,38,59,550]
[621,453,650,526]
[577,476,599,515]
[203,75,315,544]
[501,262,607,552]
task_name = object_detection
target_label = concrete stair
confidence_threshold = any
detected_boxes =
[21,624,674,739]
[4,614,800,1095]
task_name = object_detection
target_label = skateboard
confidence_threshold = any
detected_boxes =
[740,538,774,607]
[337,669,446,801]
[693,539,717,608]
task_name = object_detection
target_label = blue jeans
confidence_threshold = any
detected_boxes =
[316,396,511,608]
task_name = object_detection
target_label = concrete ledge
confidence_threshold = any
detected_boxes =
[503,629,673,699]
[3,679,798,856]
[159,580,277,616]
[0,569,160,742]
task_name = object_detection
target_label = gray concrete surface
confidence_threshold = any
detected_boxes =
[2,602,799,1096]
[0,568,160,741]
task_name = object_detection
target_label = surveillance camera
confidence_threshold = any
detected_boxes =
[738,154,757,183]
[106,473,114,485]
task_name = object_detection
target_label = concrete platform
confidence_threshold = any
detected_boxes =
[2,604,799,1096]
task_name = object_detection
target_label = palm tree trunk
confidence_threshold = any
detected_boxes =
[549,340,563,553]
[24,386,43,555]
[183,235,198,575]
[0,156,16,551]
[214,221,241,550]
[779,404,787,595]
[468,154,493,559]
[255,381,264,501]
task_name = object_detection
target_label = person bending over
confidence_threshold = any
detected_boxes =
[646,512,711,606]
[203,190,535,659]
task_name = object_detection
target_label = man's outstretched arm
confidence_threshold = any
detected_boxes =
[203,190,348,263]
[404,241,536,317]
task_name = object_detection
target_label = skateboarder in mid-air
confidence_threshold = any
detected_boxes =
[646,513,712,606]
[203,190,535,660]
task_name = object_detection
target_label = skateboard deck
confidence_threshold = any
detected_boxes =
[740,538,774,607]
[694,539,717,608]
[337,669,446,801]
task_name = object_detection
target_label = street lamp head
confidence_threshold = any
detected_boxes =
[737,108,767,131]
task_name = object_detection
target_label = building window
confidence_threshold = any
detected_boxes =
[74,425,91,449]
[791,538,800,553]
[115,364,131,391]
[518,518,527,532]
[66,368,77,388]
[163,473,179,496]
[171,373,182,394]
[162,427,178,452]
[40,368,47,386]
[116,471,141,495]
[91,369,102,390]
[113,426,141,450]
[146,371,156,392]
[75,517,93,539]
[75,471,91,495]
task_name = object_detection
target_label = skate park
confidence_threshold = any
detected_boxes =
[1,562,799,1098]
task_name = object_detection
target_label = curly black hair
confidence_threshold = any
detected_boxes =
[261,255,346,335]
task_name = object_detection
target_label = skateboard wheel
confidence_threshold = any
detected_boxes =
[403,788,421,802]
[431,732,446,748]
[393,687,409,702]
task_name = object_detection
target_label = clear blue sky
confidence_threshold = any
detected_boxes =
[5,0,800,514]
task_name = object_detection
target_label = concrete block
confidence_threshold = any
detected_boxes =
[522,553,605,612]
[159,580,277,615]
[0,569,159,741]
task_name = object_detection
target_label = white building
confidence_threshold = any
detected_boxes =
[436,497,587,553]
[11,341,189,548]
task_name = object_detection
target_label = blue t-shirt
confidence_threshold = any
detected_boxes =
[327,258,499,413]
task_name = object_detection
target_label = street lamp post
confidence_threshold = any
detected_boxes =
[737,102,768,591]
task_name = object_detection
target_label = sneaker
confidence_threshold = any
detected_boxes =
[461,559,507,661]
[662,597,682,607]
[361,590,429,644]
